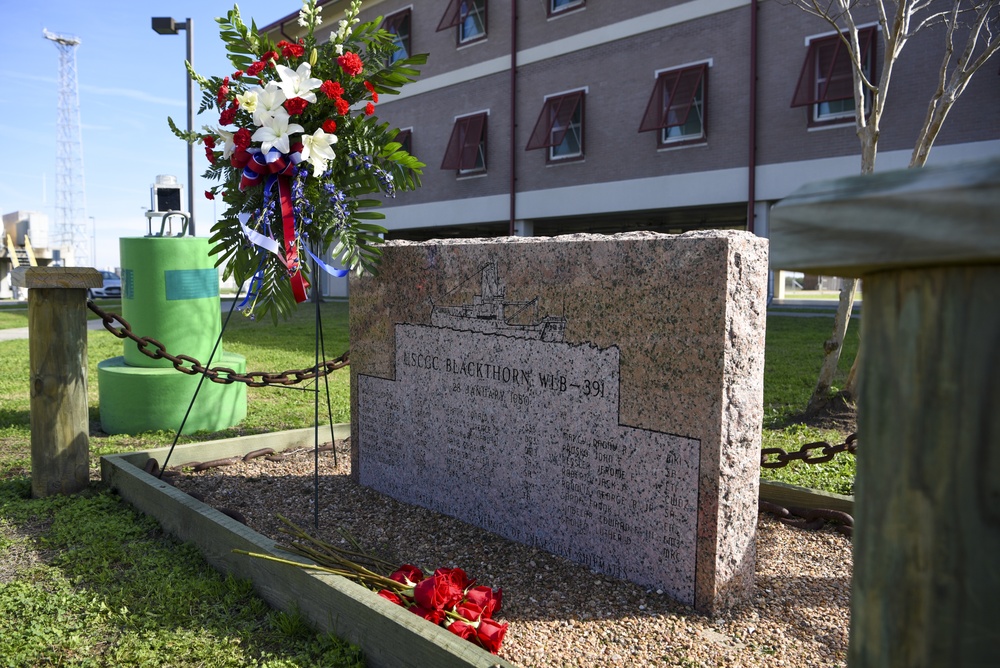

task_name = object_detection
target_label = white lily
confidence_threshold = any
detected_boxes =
[275,62,322,103]
[215,127,237,160]
[251,114,303,155]
[235,88,258,114]
[253,84,287,126]
[300,128,338,176]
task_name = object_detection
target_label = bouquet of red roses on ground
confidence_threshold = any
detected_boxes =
[169,0,426,321]
[236,517,508,654]
[380,564,507,653]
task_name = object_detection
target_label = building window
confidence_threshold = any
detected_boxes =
[395,128,412,154]
[638,63,707,147]
[437,0,487,45]
[525,90,585,162]
[441,113,487,174]
[791,26,876,125]
[382,9,411,65]
[549,0,585,17]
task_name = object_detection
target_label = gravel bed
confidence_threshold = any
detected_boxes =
[168,440,851,667]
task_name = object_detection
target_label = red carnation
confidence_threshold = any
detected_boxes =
[246,61,265,77]
[320,80,344,99]
[335,97,351,115]
[204,190,215,200]
[203,135,216,149]
[219,106,238,125]
[278,40,305,59]
[232,69,244,78]
[363,80,379,103]
[284,98,309,115]
[337,51,364,77]
[231,148,251,169]
[364,102,375,116]
[233,127,252,150]
[262,50,278,63]
[322,119,338,134]
[204,146,216,164]
[216,84,229,106]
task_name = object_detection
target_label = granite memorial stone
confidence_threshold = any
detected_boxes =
[350,231,767,613]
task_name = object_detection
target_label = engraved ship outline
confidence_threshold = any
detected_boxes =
[430,262,567,341]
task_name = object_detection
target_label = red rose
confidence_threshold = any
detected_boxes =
[377,589,404,606]
[413,573,463,611]
[335,97,351,115]
[320,80,344,99]
[389,564,424,586]
[364,102,375,116]
[322,119,338,134]
[204,146,216,164]
[447,620,477,640]
[204,190,215,200]
[407,603,446,625]
[337,51,364,77]
[464,586,502,617]
[233,127,252,150]
[284,98,309,115]
[219,106,238,125]
[455,601,484,622]
[434,568,472,591]
[203,135,216,149]
[476,618,507,654]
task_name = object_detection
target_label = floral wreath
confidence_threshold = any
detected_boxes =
[170,0,426,320]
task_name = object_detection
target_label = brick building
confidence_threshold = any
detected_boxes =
[263,0,999,294]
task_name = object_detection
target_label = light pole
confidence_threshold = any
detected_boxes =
[151,16,195,237]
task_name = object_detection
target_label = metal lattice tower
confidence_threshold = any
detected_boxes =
[44,29,88,266]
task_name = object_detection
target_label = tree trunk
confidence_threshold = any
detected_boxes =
[806,278,857,413]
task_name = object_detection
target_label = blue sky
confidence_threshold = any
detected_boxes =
[0,0,302,269]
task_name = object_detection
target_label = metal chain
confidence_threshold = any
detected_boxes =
[760,433,857,468]
[87,301,349,387]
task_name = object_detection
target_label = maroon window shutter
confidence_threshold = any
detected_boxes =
[437,0,464,31]
[638,65,704,132]
[664,66,704,129]
[383,11,405,34]
[792,28,874,108]
[440,118,468,169]
[441,115,486,170]
[639,74,670,133]
[459,113,486,169]
[526,92,583,150]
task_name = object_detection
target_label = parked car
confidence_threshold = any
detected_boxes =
[89,270,122,299]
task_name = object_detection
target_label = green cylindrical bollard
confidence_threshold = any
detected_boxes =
[98,236,247,435]
[120,237,224,368]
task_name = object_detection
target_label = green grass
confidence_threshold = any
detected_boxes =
[761,315,860,495]
[0,301,363,666]
[0,305,859,664]
[0,309,28,330]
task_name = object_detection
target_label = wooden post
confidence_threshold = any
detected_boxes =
[12,266,103,498]
[770,157,1000,667]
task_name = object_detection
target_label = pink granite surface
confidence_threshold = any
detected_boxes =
[349,231,768,613]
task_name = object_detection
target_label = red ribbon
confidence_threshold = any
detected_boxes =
[238,144,308,303]
[277,175,309,303]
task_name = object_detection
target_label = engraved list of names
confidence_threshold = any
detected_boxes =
[358,323,701,604]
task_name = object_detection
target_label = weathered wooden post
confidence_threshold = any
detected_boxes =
[12,266,103,498]
[770,157,1000,667]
